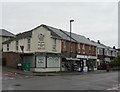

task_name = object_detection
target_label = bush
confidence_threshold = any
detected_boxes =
[109,55,120,68]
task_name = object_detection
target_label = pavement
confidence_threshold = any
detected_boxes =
[2,66,116,77]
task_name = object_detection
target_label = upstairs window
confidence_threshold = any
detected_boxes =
[97,49,100,54]
[53,39,56,50]
[82,44,85,50]
[82,44,85,54]
[27,38,31,50]
[63,40,67,51]
[16,41,19,51]
[78,43,80,53]
[7,44,9,51]
[89,46,91,53]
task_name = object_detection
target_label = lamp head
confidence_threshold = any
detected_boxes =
[70,19,74,22]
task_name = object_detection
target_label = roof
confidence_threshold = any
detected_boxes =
[91,40,117,51]
[44,25,76,42]
[2,24,97,46]
[2,24,62,44]
[63,31,96,46]
[0,29,15,37]
[2,30,32,44]
[91,40,106,48]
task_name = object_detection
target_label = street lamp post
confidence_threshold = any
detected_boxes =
[70,19,74,71]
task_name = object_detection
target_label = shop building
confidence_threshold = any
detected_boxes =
[3,24,62,72]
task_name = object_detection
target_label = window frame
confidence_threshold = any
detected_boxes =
[63,40,67,51]
[7,44,9,51]
[78,43,80,53]
[16,41,19,51]
[27,38,31,50]
[52,38,57,50]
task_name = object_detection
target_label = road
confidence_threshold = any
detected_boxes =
[2,71,119,90]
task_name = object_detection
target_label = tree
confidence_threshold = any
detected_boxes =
[109,55,120,68]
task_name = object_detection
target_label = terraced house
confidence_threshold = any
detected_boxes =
[2,24,117,72]
[91,40,118,69]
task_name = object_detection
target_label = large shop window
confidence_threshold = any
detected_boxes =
[47,56,60,67]
[36,56,45,67]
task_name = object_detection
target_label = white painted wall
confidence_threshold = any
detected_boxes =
[31,26,61,53]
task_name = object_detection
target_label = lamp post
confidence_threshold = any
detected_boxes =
[70,19,74,71]
[20,46,24,70]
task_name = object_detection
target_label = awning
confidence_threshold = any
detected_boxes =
[66,58,80,61]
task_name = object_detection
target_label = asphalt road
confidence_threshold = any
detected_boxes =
[2,71,119,90]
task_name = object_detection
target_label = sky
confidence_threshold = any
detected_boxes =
[1,1,119,48]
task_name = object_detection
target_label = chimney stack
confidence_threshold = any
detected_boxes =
[113,46,116,49]
[97,40,100,44]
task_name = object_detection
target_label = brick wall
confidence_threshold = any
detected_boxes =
[2,52,21,68]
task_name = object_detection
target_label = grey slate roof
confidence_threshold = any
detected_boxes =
[91,40,106,48]
[0,29,15,37]
[44,25,76,42]
[2,30,32,44]
[63,31,96,46]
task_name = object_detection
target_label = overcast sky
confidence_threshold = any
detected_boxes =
[1,1,118,48]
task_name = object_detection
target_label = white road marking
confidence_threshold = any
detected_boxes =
[107,84,120,90]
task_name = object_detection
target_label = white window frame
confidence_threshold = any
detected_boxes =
[82,44,85,50]
[53,39,56,50]
[78,43,80,53]
[7,44,9,51]
[97,49,100,54]
[27,38,31,50]
[63,40,67,51]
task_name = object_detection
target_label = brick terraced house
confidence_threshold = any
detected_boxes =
[2,24,118,72]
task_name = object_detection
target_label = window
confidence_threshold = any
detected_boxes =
[53,39,56,50]
[63,40,66,51]
[7,44,9,51]
[82,44,85,50]
[47,56,60,67]
[93,47,95,53]
[27,38,31,50]
[89,46,91,51]
[70,43,73,52]
[97,49,100,54]
[16,41,19,50]
[78,43,80,53]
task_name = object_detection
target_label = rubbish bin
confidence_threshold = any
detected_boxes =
[22,63,30,71]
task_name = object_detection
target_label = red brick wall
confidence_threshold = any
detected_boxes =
[61,40,96,56]
[61,40,78,54]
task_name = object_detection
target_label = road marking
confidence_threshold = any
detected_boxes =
[107,84,120,90]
